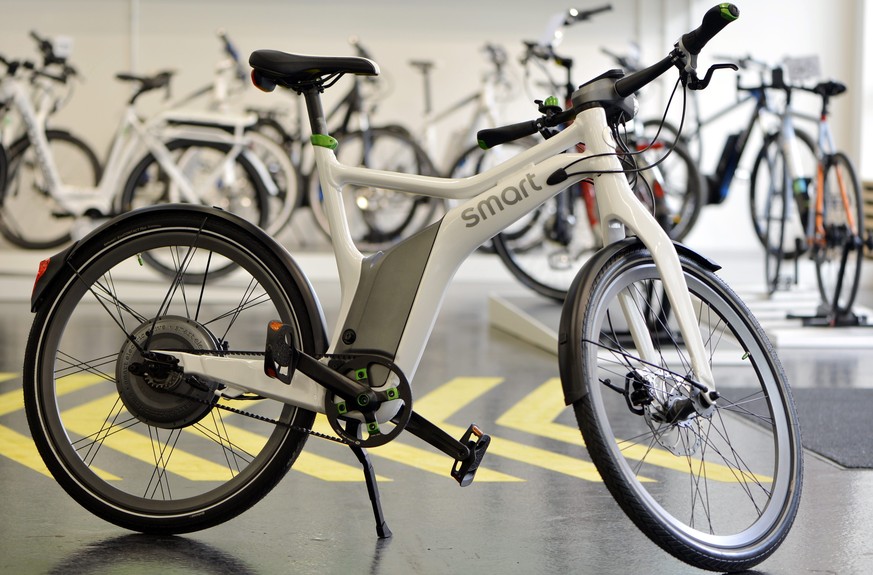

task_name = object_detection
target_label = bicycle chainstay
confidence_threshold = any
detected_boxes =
[139,348,401,446]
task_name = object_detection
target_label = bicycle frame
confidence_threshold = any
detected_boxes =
[170,104,717,421]
[810,96,857,246]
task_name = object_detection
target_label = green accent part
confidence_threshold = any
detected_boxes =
[367,422,380,434]
[136,254,144,266]
[544,95,559,108]
[337,402,348,415]
[385,387,399,400]
[792,178,808,195]
[310,134,338,150]
[477,138,489,150]
[719,3,738,21]
[741,352,750,360]
[355,368,368,381]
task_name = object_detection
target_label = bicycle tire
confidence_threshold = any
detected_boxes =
[246,129,302,237]
[814,151,863,314]
[24,207,319,534]
[0,143,7,196]
[0,129,102,249]
[307,126,440,251]
[560,246,802,572]
[121,138,270,227]
[121,139,270,281]
[749,129,818,257]
[761,142,788,294]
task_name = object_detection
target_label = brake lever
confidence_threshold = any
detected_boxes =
[686,62,739,90]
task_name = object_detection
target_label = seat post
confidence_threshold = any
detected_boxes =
[301,86,330,136]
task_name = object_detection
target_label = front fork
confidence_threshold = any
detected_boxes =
[597,169,717,408]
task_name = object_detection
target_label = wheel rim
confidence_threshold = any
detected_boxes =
[583,258,797,548]
[33,226,307,518]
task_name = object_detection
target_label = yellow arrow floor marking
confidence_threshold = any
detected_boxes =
[0,423,57,478]
[496,378,583,445]
[0,373,107,417]
[415,377,603,482]
[499,378,772,484]
[1,374,118,479]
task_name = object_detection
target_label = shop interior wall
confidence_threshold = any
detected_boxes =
[0,0,866,251]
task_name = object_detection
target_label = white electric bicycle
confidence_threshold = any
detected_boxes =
[23,5,802,572]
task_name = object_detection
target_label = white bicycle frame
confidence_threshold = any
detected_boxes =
[415,56,515,175]
[171,104,717,422]
[0,68,279,219]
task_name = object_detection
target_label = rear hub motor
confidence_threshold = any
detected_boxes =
[116,315,220,429]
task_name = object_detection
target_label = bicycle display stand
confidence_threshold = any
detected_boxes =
[788,305,873,328]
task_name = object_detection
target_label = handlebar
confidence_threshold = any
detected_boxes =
[217,30,248,81]
[679,4,739,56]
[478,3,739,149]
[565,4,612,25]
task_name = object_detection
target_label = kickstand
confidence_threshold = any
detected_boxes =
[346,421,391,538]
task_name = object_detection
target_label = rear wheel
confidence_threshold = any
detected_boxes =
[24,208,319,533]
[814,151,863,315]
[562,247,802,571]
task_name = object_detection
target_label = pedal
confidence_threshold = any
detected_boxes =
[263,320,299,384]
[450,424,491,487]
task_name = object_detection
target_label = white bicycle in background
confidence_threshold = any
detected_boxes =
[23,5,802,572]
[0,34,283,252]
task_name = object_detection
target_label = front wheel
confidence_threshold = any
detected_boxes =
[561,247,802,571]
[24,208,320,534]
[750,130,818,258]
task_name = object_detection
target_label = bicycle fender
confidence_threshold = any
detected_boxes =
[29,204,329,353]
[557,237,720,406]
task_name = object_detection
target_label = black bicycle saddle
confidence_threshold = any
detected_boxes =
[249,49,378,91]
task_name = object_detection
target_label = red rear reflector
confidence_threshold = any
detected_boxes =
[32,258,50,297]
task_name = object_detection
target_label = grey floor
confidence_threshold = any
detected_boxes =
[2,236,873,575]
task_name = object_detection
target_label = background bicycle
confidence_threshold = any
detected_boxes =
[0,34,280,252]
[753,59,868,323]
